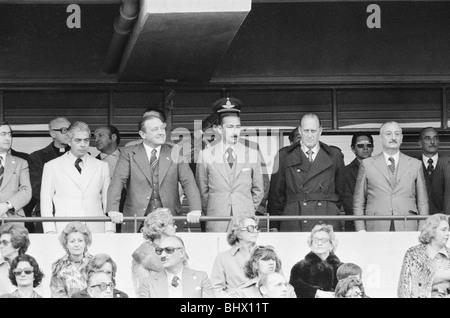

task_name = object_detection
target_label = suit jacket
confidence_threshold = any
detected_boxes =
[353,152,429,231]
[139,267,215,298]
[0,153,31,217]
[420,154,445,214]
[195,141,264,232]
[431,156,450,214]
[336,158,361,231]
[267,141,345,232]
[40,152,114,233]
[106,143,201,233]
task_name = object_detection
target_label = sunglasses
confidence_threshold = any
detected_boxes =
[12,267,34,276]
[355,143,374,149]
[90,282,115,292]
[0,240,11,246]
[241,225,260,233]
[155,246,183,255]
[52,127,69,134]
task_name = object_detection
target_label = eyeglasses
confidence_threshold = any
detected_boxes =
[12,267,34,276]
[355,143,373,149]
[312,238,330,244]
[0,240,11,246]
[52,127,69,134]
[241,225,260,233]
[155,246,183,255]
[90,282,115,292]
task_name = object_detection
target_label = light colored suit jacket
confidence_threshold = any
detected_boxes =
[139,267,215,298]
[106,143,201,233]
[196,141,264,232]
[40,152,114,233]
[353,152,428,231]
[0,154,31,217]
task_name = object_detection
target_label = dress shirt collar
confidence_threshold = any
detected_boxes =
[300,141,320,161]
[67,151,87,164]
[383,151,400,168]
[427,244,450,260]
[143,143,161,161]
[422,153,438,169]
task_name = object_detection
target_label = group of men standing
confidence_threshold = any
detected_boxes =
[1,99,449,233]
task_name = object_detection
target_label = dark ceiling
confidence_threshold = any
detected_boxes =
[1,1,450,84]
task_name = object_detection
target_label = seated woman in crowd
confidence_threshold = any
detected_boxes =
[210,215,260,297]
[72,253,128,298]
[232,245,296,298]
[289,223,343,298]
[398,213,450,298]
[3,254,44,298]
[334,276,365,298]
[50,221,93,298]
[0,223,30,295]
[131,208,176,296]
[337,262,369,297]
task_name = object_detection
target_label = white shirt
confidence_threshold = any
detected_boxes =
[383,151,400,170]
[143,143,161,163]
[0,153,6,168]
[166,269,183,298]
[67,152,87,170]
[422,154,438,169]
[301,142,320,162]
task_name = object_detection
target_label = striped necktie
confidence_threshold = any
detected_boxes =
[388,157,395,174]
[150,149,158,173]
[0,157,4,186]
[306,150,314,163]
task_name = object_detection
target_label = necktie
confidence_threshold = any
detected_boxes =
[0,157,4,186]
[427,158,434,176]
[150,149,158,173]
[306,150,314,163]
[388,157,395,174]
[75,158,82,174]
[171,276,179,288]
[226,148,235,168]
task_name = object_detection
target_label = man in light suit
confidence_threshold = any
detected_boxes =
[40,121,114,234]
[106,115,202,233]
[196,107,264,232]
[0,122,31,222]
[353,121,429,232]
[139,235,215,298]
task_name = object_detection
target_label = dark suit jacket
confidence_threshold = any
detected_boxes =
[431,156,450,214]
[106,143,201,233]
[268,141,345,232]
[420,154,444,214]
[336,158,360,231]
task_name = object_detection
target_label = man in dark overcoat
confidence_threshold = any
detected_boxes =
[268,113,344,232]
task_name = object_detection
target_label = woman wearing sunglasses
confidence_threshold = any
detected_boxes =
[50,222,93,298]
[210,215,260,297]
[2,254,44,298]
[232,245,296,298]
[289,223,343,298]
[131,208,177,296]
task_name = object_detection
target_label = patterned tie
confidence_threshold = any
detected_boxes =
[75,158,82,174]
[0,157,4,186]
[306,150,314,163]
[171,275,179,288]
[226,148,235,168]
[150,149,158,173]
[427,158,434,176]
[388,157,395,174]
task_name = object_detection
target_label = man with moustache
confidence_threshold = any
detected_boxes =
[417,127,443,214]
[106,115,201,232]
[139,235,215,298]
[268,113,345,232]
[353,121,428,232]
[28,117,71,233]
[40,121,114,234]
[336,133,374,231]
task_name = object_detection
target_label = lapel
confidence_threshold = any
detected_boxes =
[158,144,172,185]
[0,153,17,191]
[396,153,409,183]
[303,145,333,184]
[153,271,169,298]
[182,268,194,298]
[80,155,97,192]
[373,153,393,186]
[233,141,247,179]
[211,143,231,184]
[61,153,84,191]
[132,144,152,184]
[285,143,310,173]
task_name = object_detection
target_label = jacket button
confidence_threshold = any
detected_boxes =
[303,202,307,206]
[297,169,301,172]
[318,202,322,206]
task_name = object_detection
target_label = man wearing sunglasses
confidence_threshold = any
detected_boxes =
[139,236,215,298]
[28,117,71,233]
[353,121,428,232]
[336,133,374,231]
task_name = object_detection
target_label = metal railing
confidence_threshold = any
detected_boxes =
[0,214,430,233]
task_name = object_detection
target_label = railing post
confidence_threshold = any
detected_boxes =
[134,214,137,233]
[265,213,270,232]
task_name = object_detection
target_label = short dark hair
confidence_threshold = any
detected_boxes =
[143,107,166,123]
[351,132,374,148]
[337,263,363,280]
[288,128,299,143]
[9,254,44,288]
[95,125,121,145]
[0,121,12,135]
[138,115,164,133]
[0,223,30,255]
[419,127,438,141]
